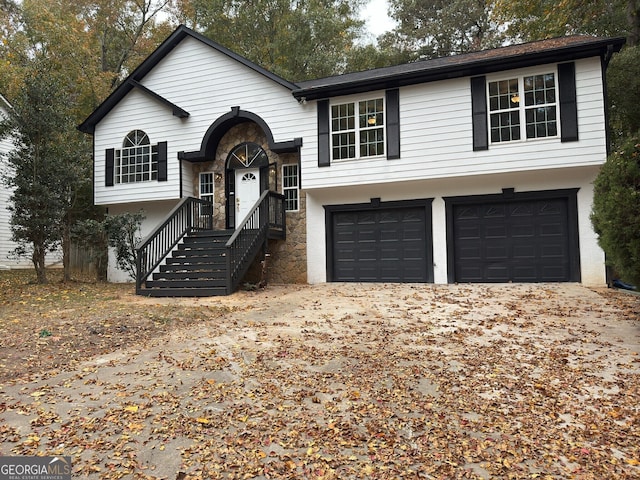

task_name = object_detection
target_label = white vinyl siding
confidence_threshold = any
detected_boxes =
[142,37,313,150]
[94,90,179,205]
[305,165,605,286]
[301,57,607,191]
[105,200,181,282]
[94,36,313,206]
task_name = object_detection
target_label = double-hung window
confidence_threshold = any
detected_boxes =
[115,130,158,183]
[199,172,214,216]
[199,172,214,204]
[488,72,558,144]
[282,164,299,212]
[331,98,384,160]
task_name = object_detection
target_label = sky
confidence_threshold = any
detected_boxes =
[361,0,397,38]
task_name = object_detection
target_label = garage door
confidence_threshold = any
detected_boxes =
[328,201,432,282]
[450,192,579,282]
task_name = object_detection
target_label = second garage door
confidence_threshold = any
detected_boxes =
[327,200,433,282]
[447,190,580,283]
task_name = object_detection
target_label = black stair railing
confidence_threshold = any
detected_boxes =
[136,197,214,293]
[226,190,285,293]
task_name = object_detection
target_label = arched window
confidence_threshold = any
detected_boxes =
[115,130,158,183]
[227,142,269,170]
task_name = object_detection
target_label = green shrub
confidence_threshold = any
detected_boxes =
[591,137,640,286]
[73,211,145,281]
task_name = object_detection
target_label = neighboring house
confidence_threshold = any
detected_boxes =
[0,94,16,269]
[0,95,30,269]
[0,94,62,270]
[79,26,625,296]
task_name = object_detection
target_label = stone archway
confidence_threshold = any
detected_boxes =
[180,108,307,283]
[191,122,272,230]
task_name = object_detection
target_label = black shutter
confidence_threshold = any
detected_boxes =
[105,148,114,187]
[226,170,235,229]
[386,88,400,159]
[471,76,488,151]
[318,99,330,167]
[157,141,168,181]
[558,62,578,142]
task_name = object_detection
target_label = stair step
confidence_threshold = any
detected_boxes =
[138,287,228,297]
[177,243,227,251]
[152,270,224,280]
[171,249,226,258]
[160,263,227,276]
[167,257,225,265]
[146,278,226,288]
[188,230,233,238]
[138,229,242,297]
[182,237,229,246]
[168,250,226,258]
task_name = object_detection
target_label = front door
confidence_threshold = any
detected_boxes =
[235,168,260,224]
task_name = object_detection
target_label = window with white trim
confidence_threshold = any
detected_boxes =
[199,172,214,204]
[115,130,158,183]
[331,98,384,160]
[488,72,558,144]
[282,164,299,212]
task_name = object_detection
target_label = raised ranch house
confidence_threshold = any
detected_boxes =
[79,26,625,296]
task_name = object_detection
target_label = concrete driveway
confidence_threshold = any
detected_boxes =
[1,283,639,479]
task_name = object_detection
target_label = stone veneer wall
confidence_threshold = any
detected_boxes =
[267,151,307,285]
[191,122,307,285]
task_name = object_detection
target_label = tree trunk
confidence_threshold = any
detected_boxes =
[32,244,47,284]
[62,220,71,282]
[628,0,640,46]
[96,247,108,282]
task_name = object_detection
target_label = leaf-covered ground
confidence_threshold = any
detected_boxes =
[0,269,639,479]
[0,270,233,384]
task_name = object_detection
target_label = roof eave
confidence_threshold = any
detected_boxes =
[79,27,189,134]
[0,93,11,110]
[292,38,626,101]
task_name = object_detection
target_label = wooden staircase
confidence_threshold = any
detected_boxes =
[135,193,285,297]
[140,230,232,297]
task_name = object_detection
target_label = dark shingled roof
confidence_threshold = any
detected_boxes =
[79,26,625,133]
[292,35,626,100]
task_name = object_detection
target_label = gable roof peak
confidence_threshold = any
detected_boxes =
[79,24,297,134]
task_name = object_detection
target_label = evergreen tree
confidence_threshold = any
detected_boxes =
[0,60,89,283]
[607,45,640,143]
[591,137,640,286]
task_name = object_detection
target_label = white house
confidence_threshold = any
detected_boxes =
[79,26,625,296]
